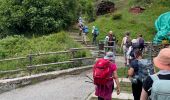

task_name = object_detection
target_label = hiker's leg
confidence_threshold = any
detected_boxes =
[82,34,85,44]
[84,34,87,45]
[92,35,95,44]
[132,82,142,100]
[94,35,97,45]
[98,97,104,100]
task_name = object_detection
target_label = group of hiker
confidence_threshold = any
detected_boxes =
[78,17,99,45]
[93,48,170,100]
[92,32,170,100]
[78,17,170,100]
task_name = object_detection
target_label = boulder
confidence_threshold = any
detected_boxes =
[96,1,115,15]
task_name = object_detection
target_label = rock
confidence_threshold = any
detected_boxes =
[129,6,145,14]
[96,1,115,15]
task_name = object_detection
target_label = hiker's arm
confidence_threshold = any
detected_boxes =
[128,67,134,77]
[113,71,120,95]
[140,88,148,100]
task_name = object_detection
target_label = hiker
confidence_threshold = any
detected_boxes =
[128,50,143,100]
[108,31,116,51]
[140,48,170,100]
[126,39,139,66]
[92,26,99,45]
[137,34,145,52]
[82,25,88,45]
[93,51,120,100]
[78,16,84,24]
[121,32,131,66]
[78,22,83,36]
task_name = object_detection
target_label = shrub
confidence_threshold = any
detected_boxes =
[112,13,122,20]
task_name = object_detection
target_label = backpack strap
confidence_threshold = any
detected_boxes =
[150,74,159,82]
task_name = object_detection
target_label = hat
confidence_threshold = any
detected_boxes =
[104,52,115,61]
[131,39,137,44]
[153,48,170,70]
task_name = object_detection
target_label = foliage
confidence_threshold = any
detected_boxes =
[112,12,122,20]
[0,0,95,36]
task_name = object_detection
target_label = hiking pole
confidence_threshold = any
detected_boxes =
[85,75,93,81]
[85,75,94,84]
[85,81,93,84]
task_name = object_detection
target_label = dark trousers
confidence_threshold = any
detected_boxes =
[132,80,142,100]
[98,97,104,100]
[92,35,97,45]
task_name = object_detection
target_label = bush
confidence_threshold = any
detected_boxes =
[112,13,122,20]
[0,0,96,35]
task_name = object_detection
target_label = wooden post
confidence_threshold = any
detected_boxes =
[28,54,33,75]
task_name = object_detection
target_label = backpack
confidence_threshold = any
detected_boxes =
[138,38,144,47]
[137,59,154,82]
[129,45,139,58]
[83,26,88,33]
[125,36,131,48]
[94,28,99,35]
[150,75,170,100]
[93,58,111,85]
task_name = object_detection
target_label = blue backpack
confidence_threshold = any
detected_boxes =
[150,75,170,100]
[83,26,89,33]
[137,59,154,82]
[94,28,99,35]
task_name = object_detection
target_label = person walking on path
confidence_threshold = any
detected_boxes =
[78,17,84,36]
[93,51,120,100]
[82,25,88,45]
[126,39,139,66]
[128,49,143,100]
[108,31,117,52]
[121,32,131,66]
[140,48,170,100]
[78,22,83,36]
[92,26,99,45]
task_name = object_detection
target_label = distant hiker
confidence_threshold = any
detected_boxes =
[78,17,84,24]
[92,26,99,45]
[137,34,145,52]
[93,51,120,100]
[121,32,131,66]
[82,25,89,45]
[104,33,109,45]
[108,31,116,51]
[78,22,83,36]
[140,48,170,100]
[126,39,139,66]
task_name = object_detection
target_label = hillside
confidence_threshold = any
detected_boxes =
[87,0,170,44]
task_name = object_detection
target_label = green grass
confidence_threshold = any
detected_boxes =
[87,0,170,45]
[0,31,91,72]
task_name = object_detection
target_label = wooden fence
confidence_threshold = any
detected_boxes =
[0,47,96,76]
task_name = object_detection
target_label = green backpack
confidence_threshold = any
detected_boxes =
[150,74,170,100]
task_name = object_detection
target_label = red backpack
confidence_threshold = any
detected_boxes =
[93,58,112,85]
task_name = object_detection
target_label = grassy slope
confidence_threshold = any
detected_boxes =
[87,0,170,44]
[0,32,88,71]
[0,32,82,58]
